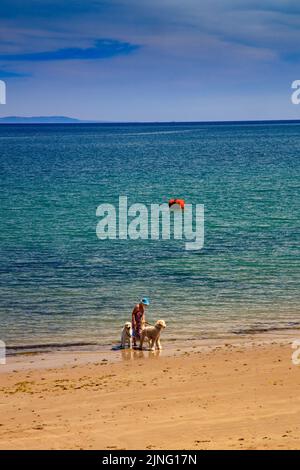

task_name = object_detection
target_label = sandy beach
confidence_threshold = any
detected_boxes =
[1,333,300,450]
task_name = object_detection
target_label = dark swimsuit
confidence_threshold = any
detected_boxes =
[132,309,144,340]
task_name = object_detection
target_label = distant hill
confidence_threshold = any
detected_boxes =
[0,116,86,123]
[1,117,300,125]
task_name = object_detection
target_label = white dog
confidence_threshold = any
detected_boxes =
[140,320,166,351]
[121,321,132,349]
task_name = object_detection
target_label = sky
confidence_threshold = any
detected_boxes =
[0,0,300,121]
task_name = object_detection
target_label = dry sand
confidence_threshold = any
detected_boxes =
[1,336,300,450]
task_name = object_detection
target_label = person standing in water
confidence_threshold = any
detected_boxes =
[131,298,150,348]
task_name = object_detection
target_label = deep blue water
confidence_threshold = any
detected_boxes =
[0,122,299,348]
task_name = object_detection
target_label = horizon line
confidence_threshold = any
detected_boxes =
[1,117,300,125]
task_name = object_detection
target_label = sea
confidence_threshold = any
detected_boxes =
[0,122,299,352]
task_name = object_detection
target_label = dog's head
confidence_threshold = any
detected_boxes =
[124,321,131,330]
[155,320,166,329]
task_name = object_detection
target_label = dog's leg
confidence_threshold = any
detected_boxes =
[139,331,145,350]
[156,338,162,350]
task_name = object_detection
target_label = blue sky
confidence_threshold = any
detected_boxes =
[0,0,300,121]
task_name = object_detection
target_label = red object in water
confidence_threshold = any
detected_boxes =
[168,198,185,210]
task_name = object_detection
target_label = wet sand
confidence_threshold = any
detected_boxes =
[1,335,300,449]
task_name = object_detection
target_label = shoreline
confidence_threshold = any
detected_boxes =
[2,327,300,373]
[5,322,300,355]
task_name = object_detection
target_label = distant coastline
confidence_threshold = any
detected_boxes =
[0,116,92,124]
[1,116,300,125]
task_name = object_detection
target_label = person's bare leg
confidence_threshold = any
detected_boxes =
[139,332,145,349]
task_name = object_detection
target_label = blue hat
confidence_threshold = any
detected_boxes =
[141,297,150,306]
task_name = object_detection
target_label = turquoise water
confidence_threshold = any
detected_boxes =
[0,122,299,349]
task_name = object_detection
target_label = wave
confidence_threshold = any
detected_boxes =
[6,341,101,355]
[232,322,300,335]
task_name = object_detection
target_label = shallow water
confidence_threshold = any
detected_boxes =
[0,122,299,350]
